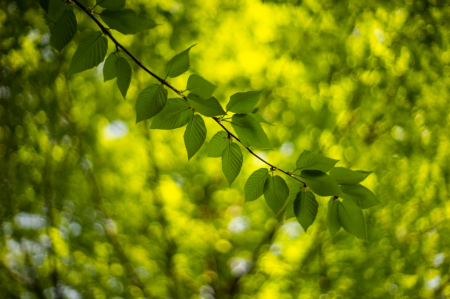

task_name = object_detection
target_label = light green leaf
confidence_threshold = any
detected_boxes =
[165,45,195,78]
[329,167,372,185]
[50,9,77,52]
[249,112,274,126]
[187,74,216,99]
[135,84,167,123]
[184,114,207,160]
[340,184,380,209]
[296,150,339,172]
[226,90,262,114]
[68,31,108,76]
[300,170,341,196]
[222,142,243,187]
[338,196,367,240]
[264,175,289,214]
[100,9,157,35]
[208,131,229,158]
[103,53,117,82]
[96,0,125,11]
[48,0,66,22]
[244,168,269,202]
[116,57,132,99]
[286,201,295,220]
[231,114,272,149]
[150,98,192,130]
[293,190,318,232]
[327,198,341,237]
[187,94,225,117]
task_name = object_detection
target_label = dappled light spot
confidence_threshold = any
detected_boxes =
[102,120,129,140]
[230,257,253,278]
[14,212,46,230]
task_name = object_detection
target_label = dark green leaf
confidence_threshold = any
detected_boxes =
[135,84,167,123]
[327,198,341,237]
[338,197,367,240]
[293,190,318,232]
[116,57,132,99]
[50,9,76,51]
[300,170,341,196]
[150,98,192,130]
[231,114,272,149]
[103,53,117,82]
[296,150,339,172]
[329,167,372,185]
[187,74,216,99]
[264,175,289,214]
[96,0,125,11]
[207,131,229,157]
[226,90,262,114]
[340,184,380,209]
[165,45,195,78]
[39,0,50,13]
[187,94,225,117]
[184,115,207,160]
[100,9,157,35]
[244,168,269,202]
[48,0,66,22]
[286,201,295,220]
[249,112,274,126]
[68,31,108,76]
[222,142,243,187]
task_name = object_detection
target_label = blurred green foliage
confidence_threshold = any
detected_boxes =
[1,0,450,298]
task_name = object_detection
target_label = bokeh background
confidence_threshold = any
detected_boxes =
[1,0,450,298]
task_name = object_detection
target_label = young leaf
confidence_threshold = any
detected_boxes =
[50,9,77,52]
[150,98,192,130]
[340,184,380,209]
[244,168,269,202]
[208,131,229,157]
[263,175,289,214]
[222,142,243,186]
[96,0,125,11]
[48,0,66,22]
[338,197,367,240]
[100,9,157,35]
[68,31,108,76]
[184,115,207,160]
[226,90,262,114]
[293,190,318,232]
[103,53,117,82]
[327,198,341,237]
[296,150,339,172]
[165,45,195,78]
[116,57,132,99]
[329,167,372,185]
[249,112,274,126]
[187,74,217,99]
[187,94,225,117]
[135,84,167,123]
[231,114,272,149]
[300,170,341,196]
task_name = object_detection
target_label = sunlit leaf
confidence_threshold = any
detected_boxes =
[300,170,341,196]
[184,114,207,160]
[340,184,380,209]
[68,31,108,76]
[100,9,157,35]
[187,94,225,117]
[135,84,167,123]
[116,57,132,99]
[249,112,274,126]
[296,150,338,172]
[150,98,192,130]
[187,74,216,99]
[226,90,262,114]
[50,8,77,52]
[48,0,66,22]
[231,114,272,149]
[208,131,229,158]
[165,45,195,78]
[264,175,289,214]
[96,0,125,11]
[327,198,341,237]
[244,168,269,202]
[103,52,117,82]
[293,190,318,232]
[329,167,372,185]
[222,142,243,187]
[338,196,367,240]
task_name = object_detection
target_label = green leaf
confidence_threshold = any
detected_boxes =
[207,131,229,157]
[96,0,125,11]
[222,142,243,187]
[340,184,380,209]
[184,115,207,160]
[100,9,157,35]
[116,57,132,99]
[286,201,295,220]
[165,45,195,78]
[68,31,108,76]
[187,75,216,99]
[135,84,167,123]
[249,112,274,126]
[187,94,225,117]
[244,168,269,202]
[329,167,372,185]
[150,98,192,130]
[231,114,272,149]
[295,150,339,172]
[48,0,66,22]
[103,53,117,82]
[300,170,341,196]
[263,175,289,214]
[293,190,318,232]
[226,90,262,114]
[327,198,341,237]
[338,196,367,240]
[39,0,50,13]
[50,9,77,52]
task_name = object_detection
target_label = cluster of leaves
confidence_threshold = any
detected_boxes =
[41,0,380,240]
